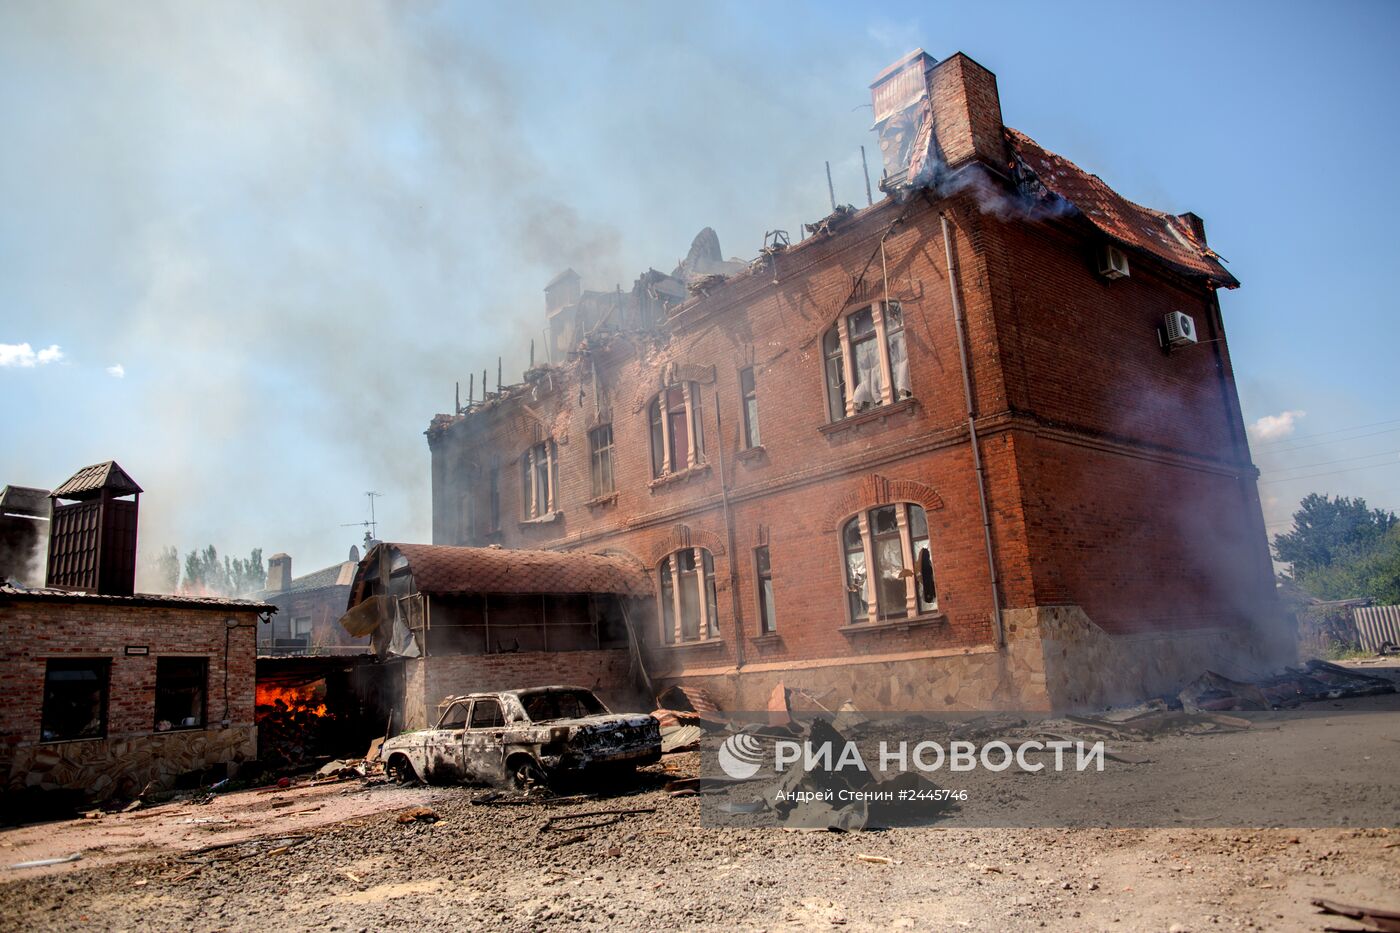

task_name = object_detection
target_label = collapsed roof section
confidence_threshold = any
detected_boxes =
[1005,129,1238,289]
[348,542,653,604]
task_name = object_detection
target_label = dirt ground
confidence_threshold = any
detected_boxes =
[1,674,1398,931]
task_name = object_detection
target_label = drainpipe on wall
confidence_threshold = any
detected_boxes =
[940,212,1005,648]
[714,389,745,670]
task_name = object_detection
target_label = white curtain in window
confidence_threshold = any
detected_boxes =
[852,339,882,409]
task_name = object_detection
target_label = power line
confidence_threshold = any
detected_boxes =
[1254,425,1400,455]
[1258,448,1400,475]
[1252,415,1400,449]
[1258,459,1400,486]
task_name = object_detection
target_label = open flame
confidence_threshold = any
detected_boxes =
[256,682,328,718]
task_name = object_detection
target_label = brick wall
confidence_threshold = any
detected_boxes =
[420,66,1275,708]
[401,649,638,729]
[0,597,261,798]
[0,599,260,742]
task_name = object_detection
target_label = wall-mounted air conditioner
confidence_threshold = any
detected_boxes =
[1164,311,1198,347]
[1097,243,1130,280]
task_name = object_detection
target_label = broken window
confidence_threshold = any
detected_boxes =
[648,382,704,477]
[657,547,718,643]
[521,440,557,519]
[589,424,615,497]
[841,503,937,624]
[740,367,760,448]
[439,701,470,729]
[41,658,110,742]
[470,698,505,728]
[755,545,776,634]
[823,300,912,421]
[154,657,207,731]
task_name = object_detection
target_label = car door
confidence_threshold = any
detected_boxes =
[462,697,507,783]
[426,700,470,781]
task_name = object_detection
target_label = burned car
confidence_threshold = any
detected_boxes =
[381,685,660,787]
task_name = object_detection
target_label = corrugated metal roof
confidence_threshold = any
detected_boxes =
[0,582,274,612]
[50,461,143,500]
[0,486,51,517]
[366,543,653,599]
[1005,127,1239,289]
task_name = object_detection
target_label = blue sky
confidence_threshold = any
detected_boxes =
[2,0,1398,579]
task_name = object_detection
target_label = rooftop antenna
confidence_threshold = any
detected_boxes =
[340,491,382,546]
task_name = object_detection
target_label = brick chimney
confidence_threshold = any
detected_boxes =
[545,268,581,318]
[871,50,1007,186]
[266,553,292,592]
[926,53,1007,170]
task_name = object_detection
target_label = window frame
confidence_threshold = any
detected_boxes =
[823,300,911,422]
[521,439,557,520]
[754,545,776,634]
[588,424,615,498]
[739,367,760,449]
[657,547,719,644]
[840,502,938,625]
[41,657,111,743]
[488,465,501,532]
[154,656,209,732]
[648,382,704,478]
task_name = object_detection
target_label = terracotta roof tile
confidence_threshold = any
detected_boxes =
[51,461,143,500]
[385,544,653,599]
[1005,127,1238,288]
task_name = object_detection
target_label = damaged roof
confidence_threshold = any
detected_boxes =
[1005,127,1239,288]
[356,543,653,600]
[50,461,143,500]
[0,582,274,612]
[0,485,51,517]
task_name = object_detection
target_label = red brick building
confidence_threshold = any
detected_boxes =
[420,51,1284,712]
[257,551,369,657]
[0,585,267,802]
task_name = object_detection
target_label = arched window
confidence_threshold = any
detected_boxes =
[648,382,704,478]
[658,547,718,643]
[521,439,557,520]
[823,300,912,421]
[840,503,936,624]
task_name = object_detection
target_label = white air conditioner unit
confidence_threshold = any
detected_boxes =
[1164,311,1198,347]
[1097,243,1130,280]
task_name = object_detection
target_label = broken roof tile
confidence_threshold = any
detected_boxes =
[1005,127,1239,288]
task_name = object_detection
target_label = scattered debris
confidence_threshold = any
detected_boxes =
[856,854,895,865]
[539,807,656,833]
[396,807,439,825]
[543,833,587,851]
[9,853,83,870]
[1312,897,1400,932]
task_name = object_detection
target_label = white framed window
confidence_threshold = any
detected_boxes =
[755,545,776,634]
[840,502,936,624]
[823,300,912,421]
[589,424,615,497]
[648,382,704,478]
[521,439,558,519]
[740,367,760,449]
[658,547,719,643]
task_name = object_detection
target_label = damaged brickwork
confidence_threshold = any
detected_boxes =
[420,51,1287,712]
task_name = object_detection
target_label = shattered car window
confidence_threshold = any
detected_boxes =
[438,701,470,729]
[470,699,505,728]
[520,689,606,723]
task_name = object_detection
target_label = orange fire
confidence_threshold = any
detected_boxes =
[255,681,328,718]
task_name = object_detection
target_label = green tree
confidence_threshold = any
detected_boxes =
[1297,526,1400,605]
[225,547,265,597]
[179,545,265,596]
[155,545,180,593]
[1272,494,1396,575]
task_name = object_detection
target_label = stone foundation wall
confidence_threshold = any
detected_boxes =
[0,725,257,802]
[655,604,1297,713]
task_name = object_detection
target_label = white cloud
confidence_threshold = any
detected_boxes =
[106,363,125,378]
[1249,410,1306,442]
[0,342,64,367]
